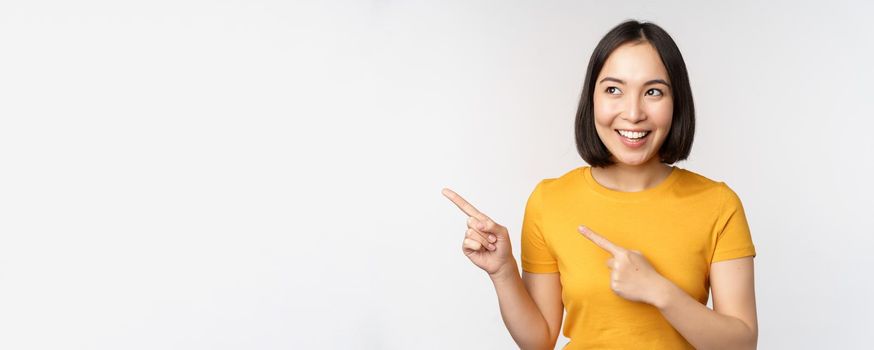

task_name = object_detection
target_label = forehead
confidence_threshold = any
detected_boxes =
[597,41,669,84]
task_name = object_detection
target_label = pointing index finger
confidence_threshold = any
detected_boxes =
[441,188,488,221]
[579,225,624,255]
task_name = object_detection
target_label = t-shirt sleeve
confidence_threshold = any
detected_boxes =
[711,183,757,263]
[520,180,559,273]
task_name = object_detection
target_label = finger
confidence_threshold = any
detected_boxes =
[469,216,501,238]
[606,257,615,269]
[442,188,489,221]
[467,229,496,250]
[464,229,491,247]
[578,225,624,255]
[467,216,482,230]
[467,218,497,243]
[478,217,503,235]
[462,237,485,252]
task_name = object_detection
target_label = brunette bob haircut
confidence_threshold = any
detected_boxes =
[575,20,695,167]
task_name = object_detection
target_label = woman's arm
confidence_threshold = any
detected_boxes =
[489,259,563,350]
[654,256,758,350]
[441,188,562,349]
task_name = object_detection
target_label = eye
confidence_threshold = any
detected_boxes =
[605,86,622,95]
[646,88,663,96]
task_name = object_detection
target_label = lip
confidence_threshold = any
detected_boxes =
[615,129,649,149]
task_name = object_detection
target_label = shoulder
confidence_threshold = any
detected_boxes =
[674,167,721,190]
[674,167,744,209]
[674,167,729,194]
[531,166,584,196]
[522,166,585,210]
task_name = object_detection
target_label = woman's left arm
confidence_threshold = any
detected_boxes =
[577,226,758,349]
[654,256,758,350]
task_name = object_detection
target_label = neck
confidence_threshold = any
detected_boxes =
[590,158,673,192]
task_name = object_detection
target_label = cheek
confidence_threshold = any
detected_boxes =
[646,100,673,127]
[593,97,617,126]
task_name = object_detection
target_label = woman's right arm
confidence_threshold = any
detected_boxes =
[490,260,563,350]
[442,188,563,350]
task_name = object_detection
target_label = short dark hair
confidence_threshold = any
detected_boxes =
[575,20,695,167]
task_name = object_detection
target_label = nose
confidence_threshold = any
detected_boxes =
[624,97,646,122]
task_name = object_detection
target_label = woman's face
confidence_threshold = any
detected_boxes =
[593,41,673,167]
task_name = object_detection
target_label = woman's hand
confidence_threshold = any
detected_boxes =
[578,225,672,306]
[442,188,514,277]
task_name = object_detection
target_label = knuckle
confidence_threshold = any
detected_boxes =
[485,219,501,231]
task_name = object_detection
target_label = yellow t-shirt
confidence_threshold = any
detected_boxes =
[520,165,756,349]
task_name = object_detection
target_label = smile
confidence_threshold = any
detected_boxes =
[616,129,650,139]
[615,129,650,148]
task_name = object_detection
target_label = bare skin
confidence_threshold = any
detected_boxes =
[443,40,757,349]
[588,40,757,349]
[441,188,561,350]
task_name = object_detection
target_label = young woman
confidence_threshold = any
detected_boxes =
[442,20,758,349]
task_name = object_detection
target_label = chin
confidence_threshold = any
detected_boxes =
[613,153,654,166]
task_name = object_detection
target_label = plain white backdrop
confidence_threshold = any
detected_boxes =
[1,0,872,349]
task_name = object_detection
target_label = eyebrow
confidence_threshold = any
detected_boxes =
[599,76,671,88]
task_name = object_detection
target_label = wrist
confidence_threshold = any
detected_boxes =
[652,276,680,310]
[489,258,519,283]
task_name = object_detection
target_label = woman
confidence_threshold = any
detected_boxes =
[442,20,758,349]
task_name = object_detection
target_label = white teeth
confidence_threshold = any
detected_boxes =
[618,130,649,139]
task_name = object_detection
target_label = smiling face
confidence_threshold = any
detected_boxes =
[593,41,674,166]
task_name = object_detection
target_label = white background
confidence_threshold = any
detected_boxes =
[1,1,872,349]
